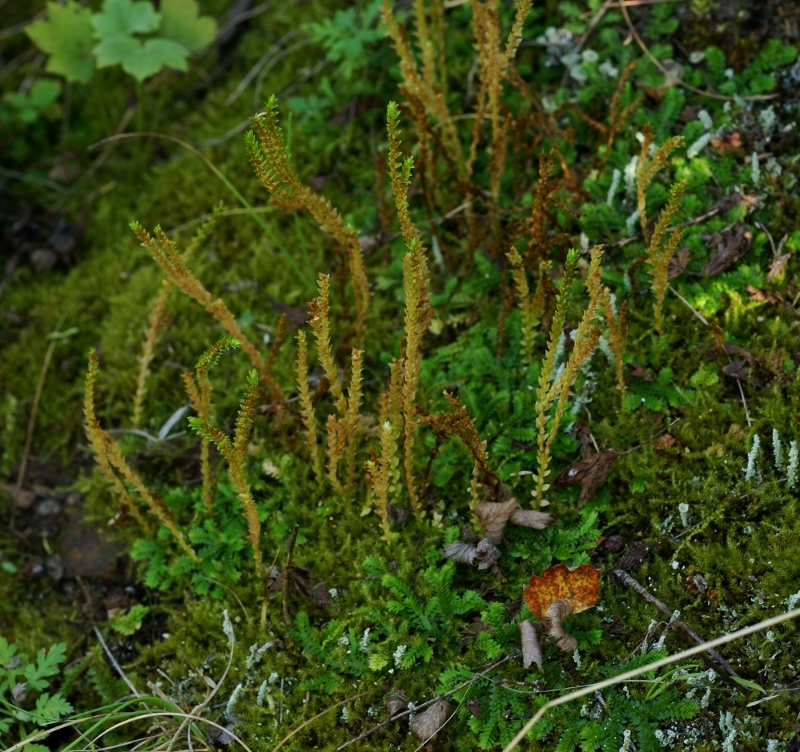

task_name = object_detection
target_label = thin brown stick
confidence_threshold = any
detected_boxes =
[282,524,299,626]
[613,569,739,677]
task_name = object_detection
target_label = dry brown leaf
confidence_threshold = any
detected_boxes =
[509,508,555,530]
[747,284,784,305]
[520,619,542,669]
[654,434,676,451]
[627,363,654,382]
[385,692,409,717]
[411,700,451,741]
[554,451,617,500]
[474,538,501,571]
[768,253,791,282]
[721,359,750,380]
[667,246,691,279]
[474,498,518,543]
[618,540,650,572]
[544,599,578,652]
[701,224,753,277]
[443,541,478,566]
[523,563,601,620]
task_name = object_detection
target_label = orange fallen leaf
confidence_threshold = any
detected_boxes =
[523,563,601,620]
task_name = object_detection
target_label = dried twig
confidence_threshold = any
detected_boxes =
[613,569,738,676]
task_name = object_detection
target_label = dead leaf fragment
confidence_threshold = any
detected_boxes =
[617,541,650,572]
[474,538,501,571]
[523,563,601,620]
[701,224,753,277]
[520,619,542,669]
[443,541,478,566]
[474,498,518,544]
[509,508,555,529]
[443,538,500,575]
[668,246,691,279]
[411,700,451,741]
[554,451,617,500]
[768,253,791,282]
[747,284,784,306]
[475,497,554,542]
[544,599,578,652]
[385,692,408,717]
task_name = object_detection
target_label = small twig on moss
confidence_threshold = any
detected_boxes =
[613,569,739,677]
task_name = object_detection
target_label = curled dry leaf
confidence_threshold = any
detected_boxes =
[544,599,578,652]
[443,541,478,566]
[509,508,554,530]
[385,692,409,717]
[475,498,555,543]
[520,619,542,669]
[523,563,601,619]
[411,699,451,741]
[444,538,501,575]
[474,538,500,571]
[474,498,518,543]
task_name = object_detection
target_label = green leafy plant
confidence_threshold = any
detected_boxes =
[306,0,384,80]
[26,0,216,84]
[1,80,62,126]
[108,605,151,636]
[0,638,73,752]
[544,651,700,752]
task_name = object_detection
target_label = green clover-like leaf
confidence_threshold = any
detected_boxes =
[25,1,95,83]
[159,0,217,53]
[94,35,188,81]
[3,80,62,124]
[92,0,161,39]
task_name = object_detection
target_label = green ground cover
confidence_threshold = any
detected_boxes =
[2,1,800,750]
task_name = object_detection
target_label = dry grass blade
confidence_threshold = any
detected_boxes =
[270,690,373,752]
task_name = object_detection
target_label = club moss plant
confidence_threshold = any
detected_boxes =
[2,1,800,750]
